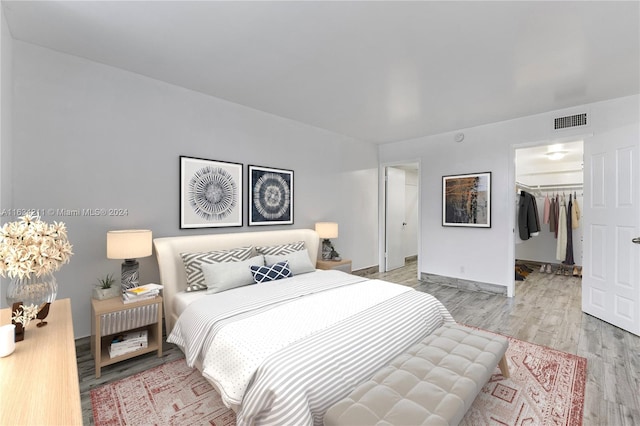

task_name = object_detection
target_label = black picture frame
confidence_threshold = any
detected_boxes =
[248,165,294,226]
[442,172,491,228]
[180,156,243,229]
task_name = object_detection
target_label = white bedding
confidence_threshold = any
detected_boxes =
[203,279,412,407]
[168,269,454,425]
[173,289,206,316]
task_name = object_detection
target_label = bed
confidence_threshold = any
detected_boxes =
[154,229,454,426]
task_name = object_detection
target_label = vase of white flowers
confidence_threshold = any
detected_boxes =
[7,273,58,308]
[0,214,73,323]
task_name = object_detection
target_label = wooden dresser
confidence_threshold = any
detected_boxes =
[0,298,82,425]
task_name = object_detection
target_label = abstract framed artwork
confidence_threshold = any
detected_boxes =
[180,156,242,229]
[248,165,294,226]
[442,171,491,228]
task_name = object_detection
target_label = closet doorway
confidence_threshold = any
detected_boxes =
[515,141,584,277]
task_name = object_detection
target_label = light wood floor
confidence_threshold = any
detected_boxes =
[77,260,640,425]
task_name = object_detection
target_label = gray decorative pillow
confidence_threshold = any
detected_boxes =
[264,248,315,275]
[203,255,264,294]
[256,241,305,256]
[181,246,253,292]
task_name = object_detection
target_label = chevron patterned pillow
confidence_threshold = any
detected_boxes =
[256,241,305,256]
[181,246,253,291]
[250,260,292,284]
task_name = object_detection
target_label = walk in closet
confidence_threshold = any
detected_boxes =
[515,141,584,278]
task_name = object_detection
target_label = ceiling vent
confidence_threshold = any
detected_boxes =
[553,113,588,130]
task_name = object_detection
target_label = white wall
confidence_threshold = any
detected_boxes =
[379,95,639,295]
[8,41,379,337]
[0,8,13,305]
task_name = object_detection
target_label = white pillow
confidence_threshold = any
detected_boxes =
[202,255,264,294]
[264,248,315,275]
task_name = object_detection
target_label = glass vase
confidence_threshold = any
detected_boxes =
[6,272,58,309]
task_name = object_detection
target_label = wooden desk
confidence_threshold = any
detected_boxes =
[0,298,82,425]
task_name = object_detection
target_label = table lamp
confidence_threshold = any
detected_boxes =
[315,222,340,260]
[107,229,152,292]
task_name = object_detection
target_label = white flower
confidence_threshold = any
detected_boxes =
[11,303,40,327]
[0,214,73,279]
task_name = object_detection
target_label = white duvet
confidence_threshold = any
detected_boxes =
[203,279,411,407]
[168,270,455,425]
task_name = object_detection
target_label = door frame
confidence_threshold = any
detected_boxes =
[378,159,421,277]
[508,133,592,298]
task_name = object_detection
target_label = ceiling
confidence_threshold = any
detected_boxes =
[516,140,584,188]
[2,1,638,144]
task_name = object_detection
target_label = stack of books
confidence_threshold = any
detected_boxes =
[108,330,148,358]
[122,283,163,304]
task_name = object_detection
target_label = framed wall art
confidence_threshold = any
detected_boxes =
[180,156,243,228]
[248,165,293,226]
[442,171,491,228]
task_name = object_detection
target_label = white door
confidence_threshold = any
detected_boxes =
[582,124,640,336]
[385,167,406,271]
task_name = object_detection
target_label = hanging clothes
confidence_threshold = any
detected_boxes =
[572,194,581,229]
[543,194,551,224]
[553,194,564,238]
[549,195,556,233]
[518,191,541,240]
[564,194,575,265]
[556,196,568,261]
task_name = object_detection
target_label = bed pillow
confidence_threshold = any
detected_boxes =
[256,241,305,256]
[181,246,253,292]
[264,248,315,275]
[202,255,265,294]
[250,260,292,284]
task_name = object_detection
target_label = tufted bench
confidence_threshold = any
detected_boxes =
[324,323,509,426]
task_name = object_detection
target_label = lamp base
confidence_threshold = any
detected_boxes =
[322,239,341,261]
[121,259,140,292]
[321,239,332,260]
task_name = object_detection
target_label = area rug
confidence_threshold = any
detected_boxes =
[460,332,587,426]
[91,333,586,426]
[91,360,236,426]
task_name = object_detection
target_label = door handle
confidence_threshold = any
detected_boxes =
[633,237,640,244]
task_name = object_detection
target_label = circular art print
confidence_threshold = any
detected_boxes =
[188,166,238,221]
[251,169,292,223]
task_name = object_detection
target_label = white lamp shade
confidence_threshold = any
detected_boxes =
[107,229,152,259]
[315,222,338,239]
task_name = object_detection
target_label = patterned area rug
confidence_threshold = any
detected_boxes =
[461,332,586,425]
[91,333,586,426]
[91,360,236,426]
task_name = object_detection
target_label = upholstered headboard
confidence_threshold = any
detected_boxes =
[154,229,319,333]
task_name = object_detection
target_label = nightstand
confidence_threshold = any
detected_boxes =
[316,259,352,273]
[91,295,163,378]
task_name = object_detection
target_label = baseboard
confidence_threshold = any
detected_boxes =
[420,272,508,296]
[352,265,379,276]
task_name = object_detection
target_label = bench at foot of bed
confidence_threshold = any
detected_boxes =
[324,323,509,426]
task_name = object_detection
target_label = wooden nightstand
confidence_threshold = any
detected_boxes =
[91,295,163,378]
[316,259,352,273]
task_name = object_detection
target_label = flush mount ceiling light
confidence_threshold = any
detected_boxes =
[545,150,568,161]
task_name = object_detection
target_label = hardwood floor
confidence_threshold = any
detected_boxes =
[77,260,640,425]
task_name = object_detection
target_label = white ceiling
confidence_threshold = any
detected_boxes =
[2,1,638,144]
[516,140,584,187]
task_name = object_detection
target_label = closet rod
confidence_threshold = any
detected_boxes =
[516,181,583,192]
